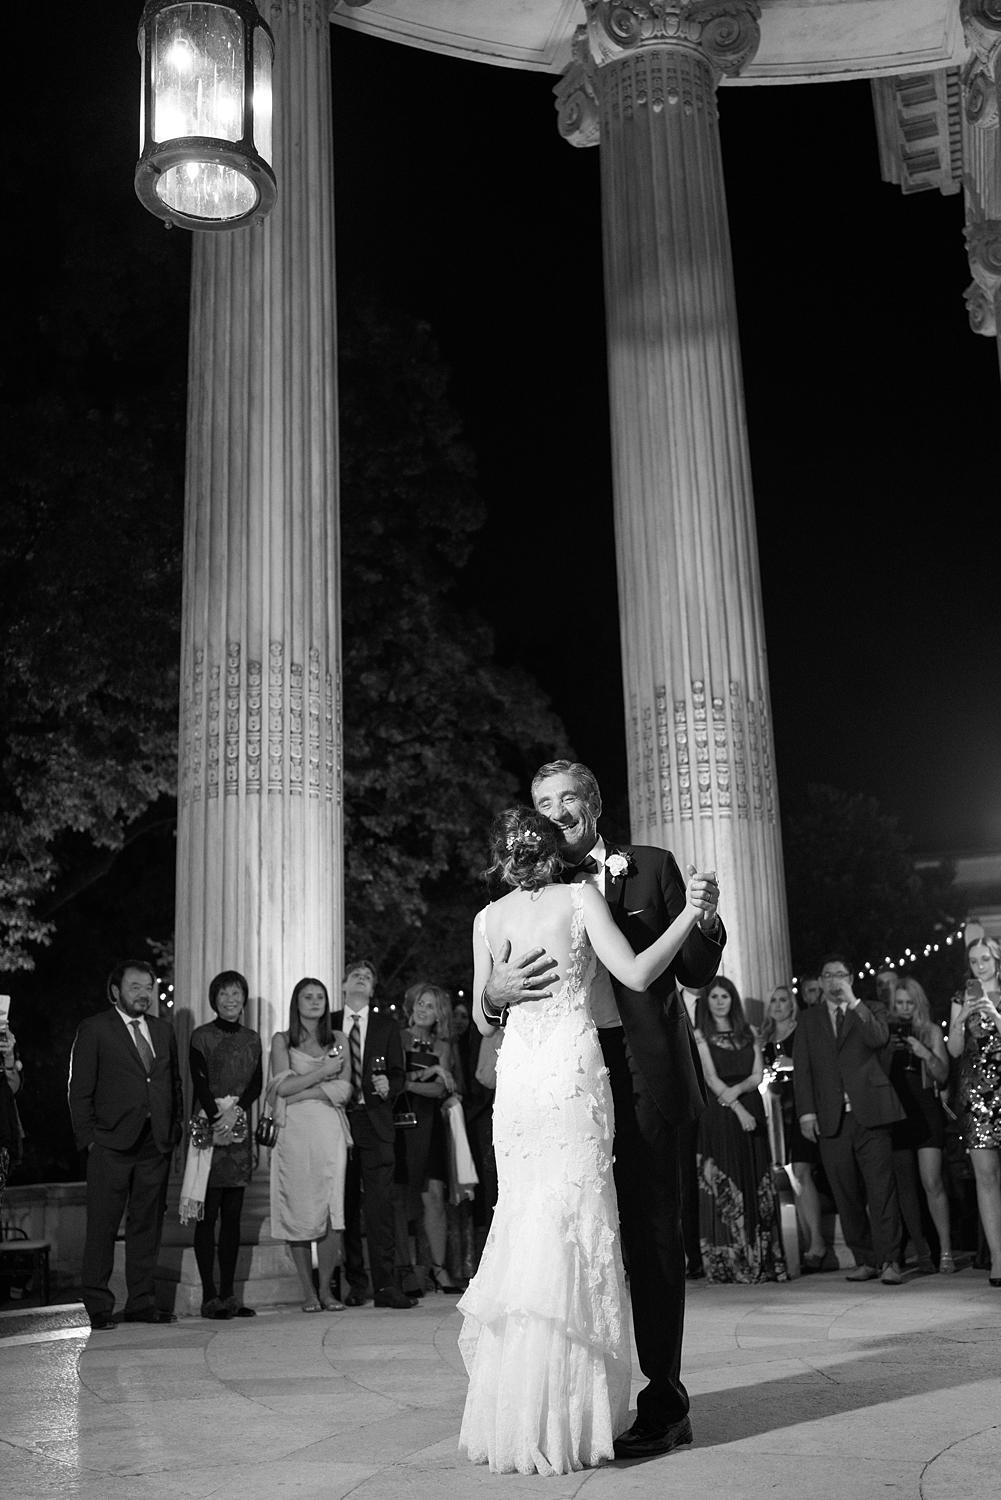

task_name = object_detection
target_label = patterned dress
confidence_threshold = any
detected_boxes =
[458,883,629,1476]
[954,1000,1001,1150]
[697,1036,788,1284]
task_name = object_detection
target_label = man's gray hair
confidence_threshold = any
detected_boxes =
[531,760,602,815]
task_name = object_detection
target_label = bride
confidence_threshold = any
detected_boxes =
[457,806,703,1475]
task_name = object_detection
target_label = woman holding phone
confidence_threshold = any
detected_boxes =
[947,938,1001,1284]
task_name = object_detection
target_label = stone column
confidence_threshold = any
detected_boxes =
[961,0,1001,374]
[175,0,342,1078]
[556,1,790,1002]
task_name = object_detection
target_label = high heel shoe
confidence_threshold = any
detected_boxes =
[938,1252,958,1274]
[429,1265,460,1293]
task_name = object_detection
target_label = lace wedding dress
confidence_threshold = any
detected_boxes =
[457,882,630,1475]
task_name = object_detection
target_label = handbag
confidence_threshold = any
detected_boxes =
[393,1090,418,1129]
[255,1109,279,1148]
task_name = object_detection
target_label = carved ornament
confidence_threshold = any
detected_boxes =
[583,0,761,80]
[964,279,998,336]
[961,55,999,129]
[554,27,601,149]
[966,217,1001,292]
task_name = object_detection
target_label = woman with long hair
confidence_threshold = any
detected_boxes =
[458,806,704,1474]
[947,938,1001,1284]
[883,976,953,1272]
[267,977,352,1310]
[399,980,458,1291]
[694,978,787,1283]
[759,984,832,1272]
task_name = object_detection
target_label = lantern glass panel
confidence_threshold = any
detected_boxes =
[152,3,244,145]
[156,160,257,221]
[253,31,273,166]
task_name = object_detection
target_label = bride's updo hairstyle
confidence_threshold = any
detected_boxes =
[486,807,563,891]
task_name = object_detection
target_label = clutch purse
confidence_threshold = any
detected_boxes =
[188,1114,213,1150]
[406,1049,436,1073]
[255,1110,279,1148]
[393,1091,418,1130]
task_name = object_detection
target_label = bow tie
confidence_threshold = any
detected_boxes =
[562,854,599,883]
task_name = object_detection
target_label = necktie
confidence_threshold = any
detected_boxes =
[835,1005,845,1040]
[562,854,599,883]
[349,1013,362,1103]
[130,1019,155,1074]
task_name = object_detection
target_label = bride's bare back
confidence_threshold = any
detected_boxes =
[484,884,579,988]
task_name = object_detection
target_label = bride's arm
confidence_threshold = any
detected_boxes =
[472,915,498,1035]
[580,882,701,993]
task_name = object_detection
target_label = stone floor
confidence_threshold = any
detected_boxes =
[2,1265,1000,1499]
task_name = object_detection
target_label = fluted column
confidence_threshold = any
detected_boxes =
[175,0,342,1074]
[556,1,789,1000]
[961,0,1001,374]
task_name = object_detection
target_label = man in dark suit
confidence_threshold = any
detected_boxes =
[332,959,412,1308]
[484,759,725,1460]
[67,960,182,1329]
[793,954,904,1284]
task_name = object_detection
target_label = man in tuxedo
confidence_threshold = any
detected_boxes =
[484,759,725,1459]
[67,961,182,1329]
[332,959,412,1308]
[793,954,905,1284]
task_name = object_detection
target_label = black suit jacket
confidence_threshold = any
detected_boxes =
[332,1007,405,1145]
[793,1000,904,1135]
[605,843,725,1126]
[68,1006,182,1154]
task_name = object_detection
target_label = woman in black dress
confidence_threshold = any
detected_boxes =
[883,976,952,1272]
[399,981,457,1291]
[186,970,263,1318]
[694,978,787,1284]
[759,985,833,1272]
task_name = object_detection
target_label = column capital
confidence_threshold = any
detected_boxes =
[966,217,1001,288]
[964,280,998,336]
[554,27,601,148]
[962,0,1001,125]
[582,0,761,79]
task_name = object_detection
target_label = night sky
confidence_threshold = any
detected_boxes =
[327,25,999,854]
[23,7,1001,855]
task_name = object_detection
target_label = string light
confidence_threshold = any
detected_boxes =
[793,927,964,989]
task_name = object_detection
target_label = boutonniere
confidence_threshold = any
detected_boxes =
[605,852,631,881]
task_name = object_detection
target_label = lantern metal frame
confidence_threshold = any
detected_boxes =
[135,0,277,231]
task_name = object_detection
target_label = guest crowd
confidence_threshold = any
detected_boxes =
[62,957,496,1327]
[13,932,994,1326]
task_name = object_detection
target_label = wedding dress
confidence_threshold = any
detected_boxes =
[457,882,630,1474]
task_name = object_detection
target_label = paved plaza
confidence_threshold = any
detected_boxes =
[2,1268,999,1500]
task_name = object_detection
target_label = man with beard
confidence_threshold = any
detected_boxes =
[68,961,182,1329]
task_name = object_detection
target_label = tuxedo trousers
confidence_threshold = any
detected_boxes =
[599,1027,689,1429]
[81,1125,170,1318]
[343,1108,396,1294]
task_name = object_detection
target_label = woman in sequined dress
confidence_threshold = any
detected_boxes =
[946,938,1001,1284]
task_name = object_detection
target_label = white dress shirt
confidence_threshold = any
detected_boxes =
[114,1004,155,1058]
[573,837,622,1031]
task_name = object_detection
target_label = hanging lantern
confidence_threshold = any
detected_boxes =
[135,0,276,231]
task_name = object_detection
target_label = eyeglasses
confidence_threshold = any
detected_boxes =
[820,971,850,981]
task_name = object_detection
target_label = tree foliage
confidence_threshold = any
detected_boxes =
[782,784,957,986]
[338,292,568,990]
[0,216,188,971]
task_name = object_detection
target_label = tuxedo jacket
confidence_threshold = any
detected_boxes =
[793,999,904,1135]
[604,843,726,1126]
[332,1007,406,1145]
[68,1006,182,1154]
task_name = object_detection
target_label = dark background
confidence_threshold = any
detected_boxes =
[4,6,997,1180]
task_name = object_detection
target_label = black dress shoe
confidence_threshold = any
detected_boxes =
[123,1309,178,1324]
[373,1285,416,1309]
[344,1289,368,1307]
[89,1313,118,1331]
[613,1415,693,1460]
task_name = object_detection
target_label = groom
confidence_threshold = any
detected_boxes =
[483,759,725,1459]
